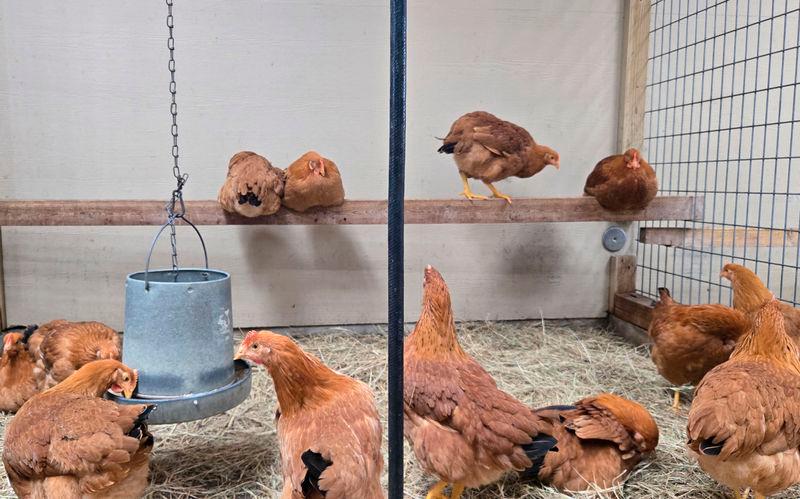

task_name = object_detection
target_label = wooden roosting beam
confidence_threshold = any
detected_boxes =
[0,197,704,226]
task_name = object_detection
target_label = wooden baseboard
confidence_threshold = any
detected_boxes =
[608,315,650,346]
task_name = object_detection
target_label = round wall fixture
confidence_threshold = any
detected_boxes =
[602,226,628,252]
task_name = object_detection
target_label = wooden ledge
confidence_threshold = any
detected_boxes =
[0,196,703,226]
[613,292,655,330]
[639,226,799,249]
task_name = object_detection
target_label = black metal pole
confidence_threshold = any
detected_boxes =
[387,0,406,497]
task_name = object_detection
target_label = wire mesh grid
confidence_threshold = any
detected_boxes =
[637,0,800,306]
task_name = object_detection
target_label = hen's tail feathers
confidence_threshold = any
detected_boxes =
[128,404,157,440]
[518,433,559,481]
[655,288,675,305]
[698,438,724,456]
[438,142,456,154]
[22,325,39,343]
[301,450,332,497]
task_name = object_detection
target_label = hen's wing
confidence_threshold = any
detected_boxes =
[470,120,534,157]
[405,354,546,470]
[688,361,800,459]
[3,393,153,495]
[583,154,620,195]
[558,398,642,458]
[39,322,120,386]
[439,111,499,152]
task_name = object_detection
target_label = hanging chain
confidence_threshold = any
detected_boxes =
[165,0,187,271]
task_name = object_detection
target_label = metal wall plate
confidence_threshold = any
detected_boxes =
[603,226,628,252]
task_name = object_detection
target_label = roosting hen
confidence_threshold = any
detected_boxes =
[3,359,154,499]
[282,151,345,212]
[218,151,285,217]
[438,111,560,203]
[649,287,749,408]
[687,299,800,499]
[235,331,384,499]
[404,265,557,499]
[0,328,41,413]
[583,148,657,211]
[533,393,659,492]
[721,263,800,341]
[28,320,121,390]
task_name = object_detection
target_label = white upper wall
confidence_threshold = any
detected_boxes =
[0,0,625,328]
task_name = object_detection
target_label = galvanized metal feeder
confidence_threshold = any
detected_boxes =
[113,242,252,424]
[109,0,251,424]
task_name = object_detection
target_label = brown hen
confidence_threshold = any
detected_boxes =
[649,287,749,408]
[3,359,154,499]
[28,320,121,390]
[721,263,800,341]
[404,265,557,499]
[583,148,658,211]
[0,329,41,413]
[534,393,659,492]
[218,151,285,217]
[687,299,800,499]
[438,111,560,203]
[236,331,383,499]
[282,151,345,212]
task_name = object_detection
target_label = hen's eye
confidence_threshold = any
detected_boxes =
[251,344,259,350]
[122,374,129,381]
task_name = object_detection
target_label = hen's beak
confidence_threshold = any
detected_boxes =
[123,387,134,399]
[554,161,560,170]
[234,344,246,361]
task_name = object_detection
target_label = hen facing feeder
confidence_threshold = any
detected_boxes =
[109,0,251,424]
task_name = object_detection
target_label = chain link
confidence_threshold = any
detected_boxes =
[165,0,186,271]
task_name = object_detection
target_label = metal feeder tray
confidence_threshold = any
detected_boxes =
[111,268,251,424]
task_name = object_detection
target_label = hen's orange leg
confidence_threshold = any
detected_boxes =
[482,181,512,204]
[459,172,488,201]
[733,488,751,499]
[450,483,466,499]
[672,390,681,410]
[425,481,449,499]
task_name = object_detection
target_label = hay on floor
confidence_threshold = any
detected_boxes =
[1,321,796,498]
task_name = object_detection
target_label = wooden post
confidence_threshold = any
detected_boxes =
[0,227,6,329]
[608,255,637,312]
[618,0,651,151]
[609,0,651,335]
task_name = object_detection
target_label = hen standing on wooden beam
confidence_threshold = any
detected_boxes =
[437,111,560,203]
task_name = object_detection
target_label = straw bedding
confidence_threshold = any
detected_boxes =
[0,321,796,498]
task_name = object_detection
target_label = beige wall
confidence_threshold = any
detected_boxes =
[1,0,626,328]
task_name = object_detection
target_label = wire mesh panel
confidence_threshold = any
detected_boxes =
[637,0,800,306]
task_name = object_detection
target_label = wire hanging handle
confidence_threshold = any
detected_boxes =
[143,216,209,291]
[142,0,209,291]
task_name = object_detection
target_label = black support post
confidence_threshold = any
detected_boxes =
[387,0,406,497]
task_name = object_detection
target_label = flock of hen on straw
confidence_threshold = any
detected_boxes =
[0,111,791,499]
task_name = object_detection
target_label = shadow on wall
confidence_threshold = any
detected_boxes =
[239,225,382,324]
